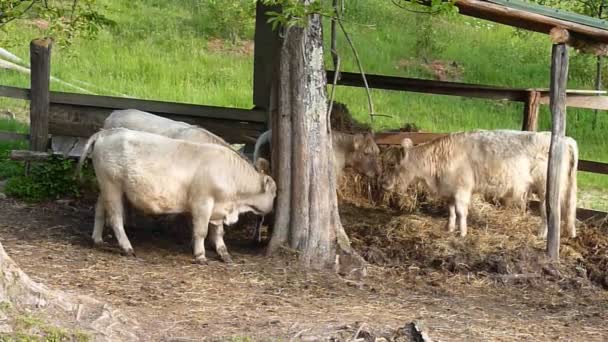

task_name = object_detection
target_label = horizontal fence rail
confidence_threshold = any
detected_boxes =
[0,85,266,123]
[0,85,267,144]
[327,70,530,101]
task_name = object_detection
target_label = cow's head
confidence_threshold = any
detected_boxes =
[254,171,277,215]
[349,132,381,178]
[381,138,413,191]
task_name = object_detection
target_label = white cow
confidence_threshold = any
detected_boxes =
[381,130,578,238]
[103,109,259,251]
[104,109,235,150]
[76,128,276,264]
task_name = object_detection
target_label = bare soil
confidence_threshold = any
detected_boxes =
[0,196,607,341]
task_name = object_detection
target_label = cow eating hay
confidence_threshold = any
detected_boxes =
[380,130,578,238]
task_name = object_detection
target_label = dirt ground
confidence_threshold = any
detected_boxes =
[0,196,607,341]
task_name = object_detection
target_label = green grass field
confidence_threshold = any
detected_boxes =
[1,0,607,202]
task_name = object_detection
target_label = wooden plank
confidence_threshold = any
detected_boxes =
[10,150,63,161]
[0,131,28,141]
[455,0,608,44]
[0,85,267,123]
[522,90,541,131]
[0,85,29,100]
[529,200,608,222]
[29,38,52,152]
[578,159,608,174]
[47,103,265,144]
[48,91,266,123]
[539,93,608,110]
[328,71,529,101]
[252,1,281,110]
[546,42,569,261]
[374,132,448,145]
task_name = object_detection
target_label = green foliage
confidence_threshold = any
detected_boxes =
[261,0,329,30]
[4,156,94,202]
[0,0,115,47]
[191,0,256,42]
[530,0,607,18]
[0,314,91,342]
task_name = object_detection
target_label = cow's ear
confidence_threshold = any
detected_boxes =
[255,158,271,174]
[353,134,364,149]
[401,138,413,150]
[263,175,276,192]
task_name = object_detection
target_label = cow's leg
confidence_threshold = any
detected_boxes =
[192,200,213,265]
[251,216,264,245]
[446,201,456,233]
[103,186,134,256]
[209,224,233,263]
[537,186,548,239]
[92,195,105,246]
[455,191,471,237]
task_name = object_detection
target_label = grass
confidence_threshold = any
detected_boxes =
[0,313,90,342]
[0,0,606,205]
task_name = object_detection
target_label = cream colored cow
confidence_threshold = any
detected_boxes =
[381,130,578,238]
[77,128,276,264]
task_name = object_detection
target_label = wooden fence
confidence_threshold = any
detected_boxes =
[0,40,606,220]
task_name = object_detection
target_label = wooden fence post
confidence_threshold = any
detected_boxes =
[29,38,52,152]
[546,42,569,261]
[252,1,281,114]
[522,90,540,131]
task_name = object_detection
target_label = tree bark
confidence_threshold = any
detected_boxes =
[266,2,364,271]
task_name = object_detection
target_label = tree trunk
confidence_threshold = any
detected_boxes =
[266,4,364,272]
[0,241,137,340]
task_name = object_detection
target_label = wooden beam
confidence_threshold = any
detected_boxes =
[522,90,541,131]
[0,85,29,100]
[10,150,65,161]
[578,159,608,174]
[328,71,529,101]
[0,85,267,123]
[456,0,608,44]
[252,1,281,110]
[546,42,569,261]
[29,38,52,152]
[0,131,28,141]
[48,91,266,123]
[529,200,608,222]
[47,103,265,144]
[539,93,608,110]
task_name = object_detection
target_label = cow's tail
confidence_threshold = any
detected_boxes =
[253,129,272,163]
[74,129,110,181]
[564,137,579,238]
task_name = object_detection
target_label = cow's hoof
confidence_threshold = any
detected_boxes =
[220,254,233,264]
[122,249,136,257]
[194,256,208,265]
[92,239,106,247]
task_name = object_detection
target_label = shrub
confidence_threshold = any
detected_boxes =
[5,156,95,202]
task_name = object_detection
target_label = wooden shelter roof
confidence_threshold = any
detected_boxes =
[453,0,608,44]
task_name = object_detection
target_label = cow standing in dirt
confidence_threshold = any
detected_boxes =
[103,109,257,251]
[76,128,276,264]
[381,130,578,238]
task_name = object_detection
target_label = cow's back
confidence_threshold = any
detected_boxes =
[104,109,189,137]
